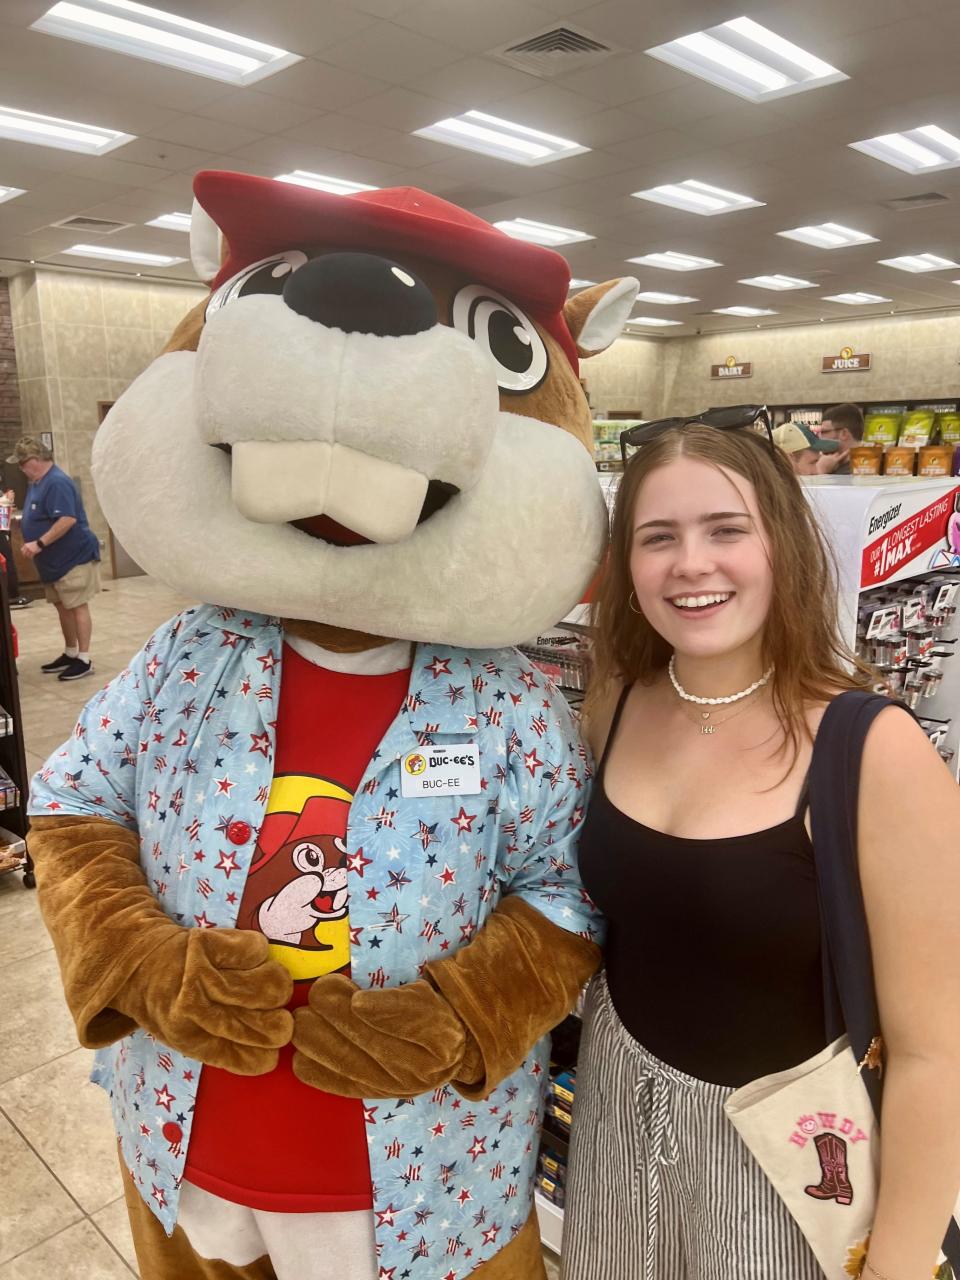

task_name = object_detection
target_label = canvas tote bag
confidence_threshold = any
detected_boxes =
[724,691,960,1280]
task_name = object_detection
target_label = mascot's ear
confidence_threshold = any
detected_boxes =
[189,197,224,284]
[564,277,640,358]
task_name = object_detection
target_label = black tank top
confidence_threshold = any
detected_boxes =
[579,686,827,1087]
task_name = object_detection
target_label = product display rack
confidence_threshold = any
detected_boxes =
[0,568,33,888]
[771,398,958,430]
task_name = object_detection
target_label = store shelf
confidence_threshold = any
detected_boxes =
[535,1191,564,1256]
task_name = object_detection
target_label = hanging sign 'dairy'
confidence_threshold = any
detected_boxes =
[711,355,752,379]
[823,345,871,373]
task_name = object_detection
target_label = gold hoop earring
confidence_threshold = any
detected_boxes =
[628,591,642,615]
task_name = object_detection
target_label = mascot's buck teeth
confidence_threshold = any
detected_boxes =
[231,440,430,543]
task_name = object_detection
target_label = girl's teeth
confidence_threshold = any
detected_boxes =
[673,594,730,609]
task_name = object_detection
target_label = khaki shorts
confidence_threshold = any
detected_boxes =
[44,559,101,609]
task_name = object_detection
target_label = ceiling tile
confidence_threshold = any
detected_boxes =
[191,92,321,135]
[315,23,461,84]
[413,56,542,107]
[390,0,558,54]
[339,87,461,132]
[256,59,389,109]
[145,115,266,154]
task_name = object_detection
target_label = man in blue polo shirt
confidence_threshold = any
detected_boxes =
[9,437,101,681]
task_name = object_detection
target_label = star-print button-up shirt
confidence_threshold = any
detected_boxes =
[29,606,600,1277]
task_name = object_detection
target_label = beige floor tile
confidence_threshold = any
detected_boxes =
[0,1112,82,1264]
[0,1219,133,1279]
[90,1198,138,1274]
[0,1048,118,1215]
[543,1249,560,1280]
[0,950,79,1084]
[0,878,51,965]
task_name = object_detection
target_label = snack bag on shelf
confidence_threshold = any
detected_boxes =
[899,409,936,446]
[935,410,960,445]
[863,407,904,445]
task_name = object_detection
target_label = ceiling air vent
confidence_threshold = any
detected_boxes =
[491,26,616,79]
[50,215,131,234]
[882,192,950,211]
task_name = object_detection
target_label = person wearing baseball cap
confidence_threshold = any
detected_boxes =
[7,436,101,679]
[771,421,842,476]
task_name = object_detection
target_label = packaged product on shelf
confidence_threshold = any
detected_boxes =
[850,444,883,475]
[935,410,960,444]
[863,407,905,445]
[918,445,955,476]
[0,704,11,737]
[0,766,19,810]
[883,446,917,477]
[898,409,936,446]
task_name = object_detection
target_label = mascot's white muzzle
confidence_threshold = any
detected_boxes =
[195,260,499,545]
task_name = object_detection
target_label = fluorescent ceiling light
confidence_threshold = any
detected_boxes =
[635,290,698,304]
[778,222,877,249]
[626,317,683,327]
[879,252,958,272]
[414,110,588,166]
[0,186,25,204]
[275,170,379,195]
[60,243,185,265]
[627,250,720,271]
[850,124,960,175]
[739,273,815,290]
[713,305,777,316]
[646,15,846,103]
[823,292,892,305]
[0,103,133,154]
[145,210,191,231]
[31,0,301,86]
[493,217,593,247]
[568,279,596,289]
[632,178,762,216]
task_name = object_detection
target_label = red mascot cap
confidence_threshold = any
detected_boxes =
[193,170,579,370]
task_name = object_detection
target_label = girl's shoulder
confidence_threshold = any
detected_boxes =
[582,677,627,761]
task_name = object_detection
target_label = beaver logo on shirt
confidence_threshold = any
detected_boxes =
[237,780,353,980]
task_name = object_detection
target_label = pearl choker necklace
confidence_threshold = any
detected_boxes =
[668,655,774,706]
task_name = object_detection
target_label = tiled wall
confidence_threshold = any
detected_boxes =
[8,270,205,559]
[0,280,22,456]
[580,332,665,419]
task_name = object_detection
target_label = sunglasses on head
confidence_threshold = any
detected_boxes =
[619,405,775,468]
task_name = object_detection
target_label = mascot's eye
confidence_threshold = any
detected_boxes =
[292,841,323,873]
[206,250,308,318]
[451,285,548,394]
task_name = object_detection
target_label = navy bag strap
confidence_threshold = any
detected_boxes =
[809,689,960,1270]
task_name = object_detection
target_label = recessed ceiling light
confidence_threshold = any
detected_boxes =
[879,252,959,272]
[626,316,684,327]
[0,186,25,204]
[850,125,960,175]
[739,273,816,290]
[778,222,877,248]
[646,15,846,103]
[31,0,301,86]
[632,178,763,216]
[627,250,721,271]
[823,291,892,305]
[145,210,191,231]
[414,110,588,166]
[493,218,593,247]
[0,104,133,154]
[713,305,777,316]
[274,171,379,195]
[635,290,699,304]
[60,243,186,265]
[568,278,596,289]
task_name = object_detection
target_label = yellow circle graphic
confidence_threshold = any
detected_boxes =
[405,753,427,775]
[725,355,737,367]
[840,346,854,360]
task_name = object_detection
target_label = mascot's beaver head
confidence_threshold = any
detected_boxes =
[93,172,637,648]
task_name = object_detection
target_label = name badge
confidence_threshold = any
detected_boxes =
[400,744,481,798]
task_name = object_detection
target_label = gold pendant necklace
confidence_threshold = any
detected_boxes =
[682,691,760,735]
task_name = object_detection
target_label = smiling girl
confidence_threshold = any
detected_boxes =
[560,421,960,1280]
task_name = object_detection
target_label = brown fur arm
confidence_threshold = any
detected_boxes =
[31,815,293,1071]
[425,895,600,1098]
[292,895,599,1099]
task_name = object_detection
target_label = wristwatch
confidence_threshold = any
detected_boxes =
[36,537,45,550]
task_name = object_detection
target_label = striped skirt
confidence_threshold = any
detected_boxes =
[560,975,824,1280]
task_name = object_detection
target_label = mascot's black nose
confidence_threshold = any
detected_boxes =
[282,252,438,337]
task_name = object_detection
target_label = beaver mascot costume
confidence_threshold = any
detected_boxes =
[28,171,639,1280]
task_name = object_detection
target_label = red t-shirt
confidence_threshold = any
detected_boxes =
[184,643,410,1211]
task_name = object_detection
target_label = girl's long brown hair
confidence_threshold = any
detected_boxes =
[587,424,873,764]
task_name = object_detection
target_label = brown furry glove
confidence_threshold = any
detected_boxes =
[30,815,293,1074]
[292,895,600,1099]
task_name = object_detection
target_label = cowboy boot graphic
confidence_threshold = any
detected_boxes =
[805,1133,854,1206]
